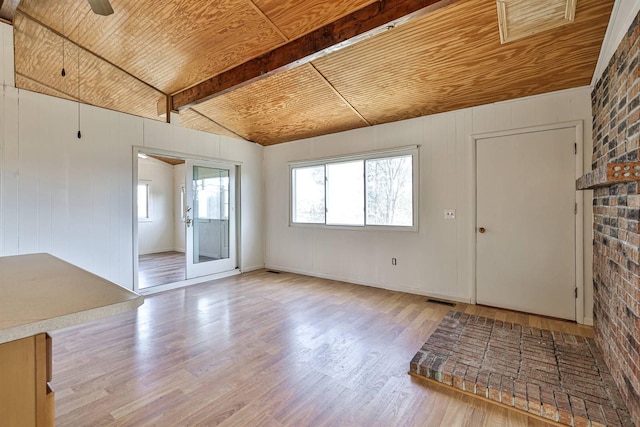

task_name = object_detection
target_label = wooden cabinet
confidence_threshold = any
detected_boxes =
[0,333,54,426]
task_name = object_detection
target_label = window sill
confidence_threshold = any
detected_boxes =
[289,222,418,232]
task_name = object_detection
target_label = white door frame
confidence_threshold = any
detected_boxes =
[469,121,585,323]
[132,146,243,294]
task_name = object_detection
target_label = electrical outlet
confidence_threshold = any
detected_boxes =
[392,258,397,266]
[444,209,456,219]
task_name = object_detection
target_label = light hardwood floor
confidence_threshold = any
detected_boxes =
[138,251,186,288]
[51,270,593,426]
[139,252,223,289]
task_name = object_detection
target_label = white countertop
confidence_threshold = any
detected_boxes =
[0,253,144,344]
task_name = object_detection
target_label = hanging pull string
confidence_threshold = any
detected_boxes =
[77,44,81,139]
[61,5,66,77]
[77,10,81,139]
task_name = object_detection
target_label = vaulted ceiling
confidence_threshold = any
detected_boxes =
[10,0,614,145]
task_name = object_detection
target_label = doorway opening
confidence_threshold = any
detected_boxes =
[134,148,240,293]
[137,153,186,289]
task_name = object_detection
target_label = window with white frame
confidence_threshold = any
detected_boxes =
[138,182,150,220]
[290,147,418,229]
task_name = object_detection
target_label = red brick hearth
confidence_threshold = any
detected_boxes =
[410,312,633,426]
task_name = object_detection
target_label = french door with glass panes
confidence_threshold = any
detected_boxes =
[185,160,237,278]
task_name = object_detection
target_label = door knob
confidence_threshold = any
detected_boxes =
[478,227,486,233]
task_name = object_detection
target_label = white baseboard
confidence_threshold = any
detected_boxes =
[241,265,265,273]
[264,264,472,304]
[139,248,176,256]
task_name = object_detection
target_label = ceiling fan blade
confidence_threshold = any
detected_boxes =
[87,0,114,16]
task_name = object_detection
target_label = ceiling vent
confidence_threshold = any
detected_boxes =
[496,0,577,44]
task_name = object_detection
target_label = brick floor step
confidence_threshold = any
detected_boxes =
[410,311,633,427]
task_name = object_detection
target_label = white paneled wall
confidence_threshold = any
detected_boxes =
[0,20,264,288]
[0,86,19,255]
[0,90,264,288]
[7,92,143,286]
[264,87,595,323]
[138,157,175,255]
[0,24,14,87]
[592,0,640,84]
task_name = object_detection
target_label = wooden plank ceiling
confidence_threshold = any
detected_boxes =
[13,0,614,145]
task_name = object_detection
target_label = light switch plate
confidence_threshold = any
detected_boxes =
[444,209,456,219]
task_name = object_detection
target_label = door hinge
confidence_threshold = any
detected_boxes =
[574,143,577,154]
[575,287,578,299]
[575,203,578,214]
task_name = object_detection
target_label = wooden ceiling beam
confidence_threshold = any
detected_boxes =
[0,0,21,23]
[171,0,459,111]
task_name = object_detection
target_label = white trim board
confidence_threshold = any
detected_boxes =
[592,0,640,85]
[264,265,473,304]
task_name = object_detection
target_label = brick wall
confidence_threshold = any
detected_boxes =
[591,12,640,426]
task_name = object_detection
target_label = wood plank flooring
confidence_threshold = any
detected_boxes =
[51,270,593,426]
[139,252,223,289]
[138,251,185,288]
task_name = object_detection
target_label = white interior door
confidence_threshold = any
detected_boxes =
[185,160,237,279]
[476,127,576,320]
